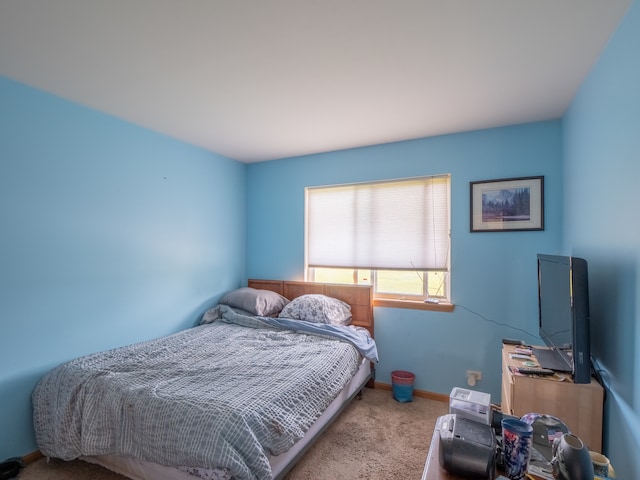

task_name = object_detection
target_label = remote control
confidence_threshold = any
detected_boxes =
[517,367,555,376]
[502,338,523,345]
[514,347,532,355]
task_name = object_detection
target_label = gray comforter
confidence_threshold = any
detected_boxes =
[33,307,375,480]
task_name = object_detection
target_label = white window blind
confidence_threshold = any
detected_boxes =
[306,175,450,270]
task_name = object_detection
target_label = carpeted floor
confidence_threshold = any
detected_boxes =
[19,387,448,480]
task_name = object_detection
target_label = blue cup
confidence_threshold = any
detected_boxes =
[502,418,534,480]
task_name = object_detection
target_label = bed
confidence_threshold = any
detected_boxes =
[32,279,376,480]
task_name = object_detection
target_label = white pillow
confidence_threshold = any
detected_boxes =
[278,294,352,325]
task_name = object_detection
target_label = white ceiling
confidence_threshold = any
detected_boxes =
[0,1,631,163]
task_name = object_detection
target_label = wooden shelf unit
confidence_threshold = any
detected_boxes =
[501,344,604,452]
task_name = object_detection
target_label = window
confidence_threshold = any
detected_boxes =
[305,175,451,303]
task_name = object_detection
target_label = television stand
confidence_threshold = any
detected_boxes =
[501,344,603,452]
[531,347,572,372]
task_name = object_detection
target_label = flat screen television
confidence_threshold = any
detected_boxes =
[536,254,592,384]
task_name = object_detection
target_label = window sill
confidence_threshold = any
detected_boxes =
[373,298,455,312]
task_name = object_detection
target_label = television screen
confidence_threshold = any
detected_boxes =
[538,255,573,350]
[536,254,591,383]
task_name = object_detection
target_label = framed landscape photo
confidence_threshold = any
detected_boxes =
[470,176,544,232]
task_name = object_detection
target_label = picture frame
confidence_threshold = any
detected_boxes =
[470,176,544,232]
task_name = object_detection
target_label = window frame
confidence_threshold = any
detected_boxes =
[304,175,452,310]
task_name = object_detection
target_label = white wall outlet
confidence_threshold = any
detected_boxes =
[466,370,482,386]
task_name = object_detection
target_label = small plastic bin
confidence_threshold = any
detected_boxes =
[391,370,415,402]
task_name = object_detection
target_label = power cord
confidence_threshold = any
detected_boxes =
[455,304,540,341]
[590,356,609,403]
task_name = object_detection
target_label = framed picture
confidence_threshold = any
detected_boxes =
[470,176,544,232]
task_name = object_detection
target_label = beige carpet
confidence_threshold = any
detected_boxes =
[19,388,448,480]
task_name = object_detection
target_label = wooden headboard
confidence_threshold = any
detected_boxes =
[248,279,374,337]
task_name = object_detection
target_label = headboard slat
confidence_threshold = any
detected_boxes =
[248,279,374,337]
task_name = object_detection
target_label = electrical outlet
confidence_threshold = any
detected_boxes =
[466,370,482,380]
[466,370,482,386]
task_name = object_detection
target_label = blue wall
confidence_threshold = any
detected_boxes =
[0,77,247,459]
[562,1,639,477]
[3,4,637,472]
[247,121,563,400]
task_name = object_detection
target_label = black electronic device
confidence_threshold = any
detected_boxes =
[516,367,555,376]
[438,414,496,479]
[536,254,592,384]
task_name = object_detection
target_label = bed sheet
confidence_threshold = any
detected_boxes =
[33,308,374,480]
[80,357,372,480]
